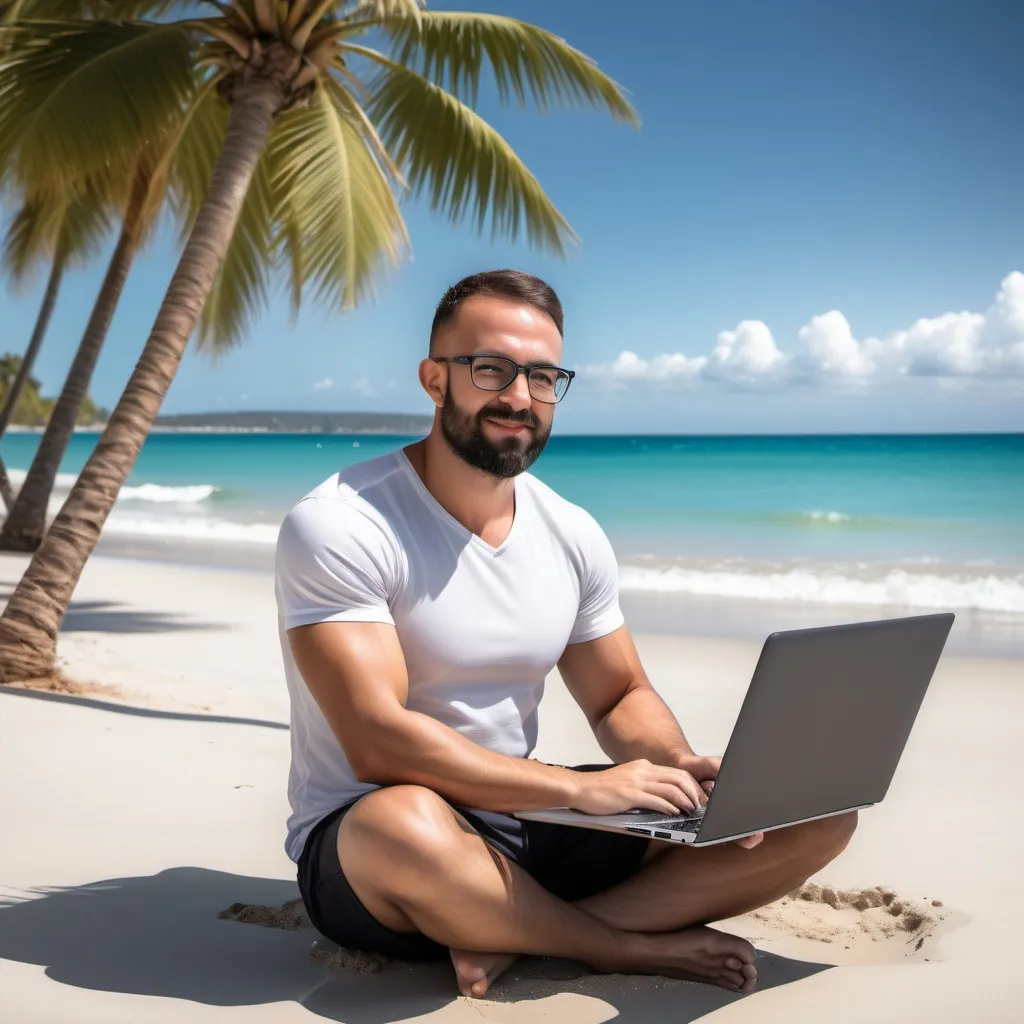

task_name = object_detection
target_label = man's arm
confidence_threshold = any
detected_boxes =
[558,626,765,845]
[288,619,702,815]
[557,625,697,764]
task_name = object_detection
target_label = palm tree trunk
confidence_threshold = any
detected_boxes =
[0,63,291,682]
[0,168,152,553]
[0,248,67,513]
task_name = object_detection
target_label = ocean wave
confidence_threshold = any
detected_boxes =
[618,564,1024,613]
[802,509,852,523]
[7,469,217,505]
[102,513,278,545]
[116,483,218,504]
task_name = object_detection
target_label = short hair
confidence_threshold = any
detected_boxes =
[429,270,563,354]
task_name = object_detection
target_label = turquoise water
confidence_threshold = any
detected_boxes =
[3,432,1023,615]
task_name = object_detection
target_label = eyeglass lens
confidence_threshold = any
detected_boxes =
[470,356,569,401]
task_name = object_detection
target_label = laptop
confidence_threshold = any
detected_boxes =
[516,613,954,847]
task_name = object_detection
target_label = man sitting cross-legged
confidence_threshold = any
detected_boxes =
[275,270,857,999]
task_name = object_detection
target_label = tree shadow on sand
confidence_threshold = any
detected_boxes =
[0,867,830,1023]
[0,588,231,634]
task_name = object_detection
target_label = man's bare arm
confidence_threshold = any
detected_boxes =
[558,625,697,767]
[288,619,701,815]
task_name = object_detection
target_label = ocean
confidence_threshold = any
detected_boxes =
[4,432,1023,653]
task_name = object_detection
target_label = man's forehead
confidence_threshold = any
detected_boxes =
[440,295,562,358]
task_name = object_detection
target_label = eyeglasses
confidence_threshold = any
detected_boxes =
[431,355,575,404]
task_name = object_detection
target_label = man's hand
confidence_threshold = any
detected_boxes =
[570,759,708,815]
[673,753,765,850]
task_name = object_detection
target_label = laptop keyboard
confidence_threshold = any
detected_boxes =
[656,818,702,832]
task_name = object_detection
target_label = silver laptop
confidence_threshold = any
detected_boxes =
[516,613,954,847]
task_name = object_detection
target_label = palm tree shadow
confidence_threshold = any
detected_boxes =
[0,588,230,633]
[0,867,831,1023]
[60,599,232,633]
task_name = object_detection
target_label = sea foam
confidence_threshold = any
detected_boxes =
[101,513,279,545]
[618,563,1024,614]
[8,469,217,505]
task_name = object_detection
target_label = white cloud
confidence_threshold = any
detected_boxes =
[350,377,375,398]
[582,272,1024,388]
[312,377,334,391]
[704,320,786,385]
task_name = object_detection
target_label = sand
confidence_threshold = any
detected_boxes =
[2,551,1023,1022]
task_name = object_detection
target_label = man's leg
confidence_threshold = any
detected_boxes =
[336,785,760,996]
[577,810,859,932]
[453,810,857,996]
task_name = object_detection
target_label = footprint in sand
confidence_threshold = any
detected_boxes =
[725,883,950,966]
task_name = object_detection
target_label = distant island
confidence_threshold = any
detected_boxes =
[151,410,434,434]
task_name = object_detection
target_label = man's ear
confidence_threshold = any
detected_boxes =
[419,358,446,408]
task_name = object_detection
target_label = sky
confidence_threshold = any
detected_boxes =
[2,0,1022,434]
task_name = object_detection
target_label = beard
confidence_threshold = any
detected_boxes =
[440,390,552,478]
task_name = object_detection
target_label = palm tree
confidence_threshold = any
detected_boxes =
[0,158,160,551]
[0,0,636,682]
[0,193,109,512]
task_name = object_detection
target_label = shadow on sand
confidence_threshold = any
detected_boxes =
[0,587,232,635]
[0,685,289,730]
[0,867,830,1022]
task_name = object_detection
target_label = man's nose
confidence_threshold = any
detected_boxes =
[496,373,533,411]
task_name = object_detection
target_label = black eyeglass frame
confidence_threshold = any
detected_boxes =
[431,354,576,404]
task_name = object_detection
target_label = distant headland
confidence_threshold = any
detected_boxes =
[150,410,434,434]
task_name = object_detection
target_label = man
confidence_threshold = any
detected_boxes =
[275,270,857,999]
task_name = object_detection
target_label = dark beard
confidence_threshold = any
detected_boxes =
[440,390,552,478]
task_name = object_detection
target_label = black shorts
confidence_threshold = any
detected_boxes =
[296,765,650,961]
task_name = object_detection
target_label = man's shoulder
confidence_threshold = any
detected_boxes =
[279,451,407,548]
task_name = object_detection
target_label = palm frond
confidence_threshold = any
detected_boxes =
[55,189,113,266]
[0,20,197,189]
[346,0,422,24]
[3,197,62,281]
[158,76,227,229]
[155,75,271,351]
[194,130,277,351]
[372,10,637,120]
[348,46,575,254]
[1,1,189,21]
[269,78,407,311]
[3,189,111,285]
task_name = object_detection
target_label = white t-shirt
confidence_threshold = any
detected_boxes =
[275,448,623,862]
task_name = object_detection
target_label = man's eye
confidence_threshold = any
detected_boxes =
[531,370,558,388]
[476,362,507,375]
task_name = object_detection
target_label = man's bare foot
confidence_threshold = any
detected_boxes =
[449,948,519,998]
[621,925,758,993]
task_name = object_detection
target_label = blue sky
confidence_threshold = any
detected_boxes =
[2,0,1022,434]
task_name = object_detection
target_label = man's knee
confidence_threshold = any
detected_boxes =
[339,785,463,874]
[795,810,858,868]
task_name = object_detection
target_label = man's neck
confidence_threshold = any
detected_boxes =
[405,433,517,545]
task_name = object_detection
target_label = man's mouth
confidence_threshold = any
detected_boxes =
[484,417,531,436]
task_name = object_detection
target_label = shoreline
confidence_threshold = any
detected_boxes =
[83,538,1024,659]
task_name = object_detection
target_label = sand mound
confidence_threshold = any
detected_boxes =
[308,939,392,975]
[727,883,948,965]
[219,899,393,975]
[218,898,311,931]
[10,671,127,700]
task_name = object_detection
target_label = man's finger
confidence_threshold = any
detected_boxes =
[701,780,715,794]
[670,771,706,809]
[735,832,765,849]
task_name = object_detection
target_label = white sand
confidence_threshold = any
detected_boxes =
[1,551,1022,1023]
